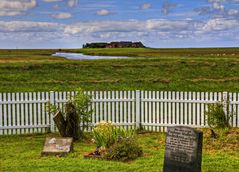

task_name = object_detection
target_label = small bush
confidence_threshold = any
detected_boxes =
[91,121,143,161]
[92,121,135,148]
[205,101,232,128]
[105,138,143,162]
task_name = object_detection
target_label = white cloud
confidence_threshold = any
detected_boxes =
[67,0,78,7]
[228,9,238,15]
[202,18,239,32]
[161,1,177,15]
[52,12,72,19]
[140,3,152,10]
[212,2,224,10]
[0,0,37,16]
[0,21,62,32]
[0,18,238,48]
[96,9,111,16]
[43,0,63,2]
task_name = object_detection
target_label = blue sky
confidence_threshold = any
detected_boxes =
[0,0,238,48]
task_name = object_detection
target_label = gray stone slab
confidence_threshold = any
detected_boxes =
[163,126,203,172]
[41,137,73,156]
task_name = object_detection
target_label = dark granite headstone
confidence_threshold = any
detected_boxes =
[163,126,203,172]
[41,137,73,156]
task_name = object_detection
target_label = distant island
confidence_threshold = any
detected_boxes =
[82,41,146,48]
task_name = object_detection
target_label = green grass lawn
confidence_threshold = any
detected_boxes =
[0,129,239,172]
[0,48,239,92]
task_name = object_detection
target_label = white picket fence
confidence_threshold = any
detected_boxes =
[0,90,239,135]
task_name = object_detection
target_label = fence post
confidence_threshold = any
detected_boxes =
[222,91,228,116]
[50,91,55,132]
[136,90,140,129]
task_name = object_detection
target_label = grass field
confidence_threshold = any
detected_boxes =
[0,48,239,92]
[0,129,238,172]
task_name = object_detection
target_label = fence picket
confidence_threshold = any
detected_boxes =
[24,92,29,134]
[201,92,204,127]
[160,91,164,132]
[33,92,37,133]
[156,91,160,131]
[238,93,239,127]
[20,93,24,134]
[188,92,192,125]
[233,93,237,127]
[164,91,168,131]
[184,92,188,125]
[12,93,16,134]
[145,91,148,130]
[197,92,200,127]
[0,93,2,135]
[141,91,145,130]
[192,92,196,126]
[149,91,152,131]
[115,91,119,125]
[29,92,33,133]
[112,91,115,123]
[152,91,156,131]
[180,92,184,126]
[176,92,180,125]
[37,92,41,133]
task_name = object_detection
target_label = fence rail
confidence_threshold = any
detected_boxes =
[0,90,239,135]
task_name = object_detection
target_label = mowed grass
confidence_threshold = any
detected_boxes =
[0,48,239,92]
[0,129,239,172]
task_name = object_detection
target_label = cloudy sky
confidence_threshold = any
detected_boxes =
[0,0,239,48]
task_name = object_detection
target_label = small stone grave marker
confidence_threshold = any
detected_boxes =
[163,126,203,172]
[41,137,73,156]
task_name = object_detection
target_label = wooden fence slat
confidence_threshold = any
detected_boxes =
[197,92,200,127]
[160,91,164,132]
[0,93,2,135]
[201,92,204,127]
[33,92,37,133]
[141,91,144,129]
[7,93,12,134]
[180,92,184,125]
[172,92,175,125]
[127,91,131,129]
[152,91,156,131]
[163,91,167,131]
[104,91,107,121]
[176,92,180,125]
[28,92,33,133]
[3,93,7,134]
[145,91,148,130]
[124,91,127,127]
[37,92,41,133]
[100,91,103,122]
[120,91,123,125]
[42,92,46,133]
[156,91,160,131]
[20,93,24,134]
[115,91,119,124]
[184,92,188,125]
[25,92,29,134]
[112,91,115,123]
[149,91,152,131]
[233,93,237,127]
[192,92,196,126]
[238,93,239,127]
[108,91,111,122]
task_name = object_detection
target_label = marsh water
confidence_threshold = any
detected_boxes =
[52,52,130,60]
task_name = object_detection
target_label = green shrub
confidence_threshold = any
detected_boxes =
[48,88,92,139]
[105,138,143,162]
[92,121,135,148]
[205,101,232,128]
